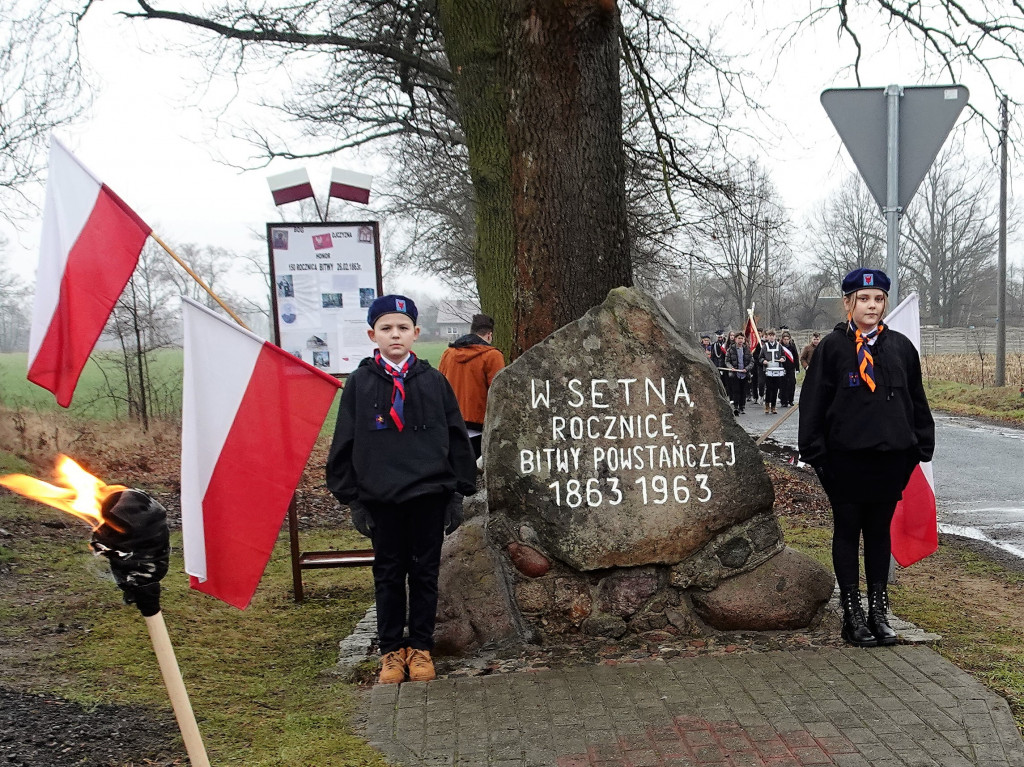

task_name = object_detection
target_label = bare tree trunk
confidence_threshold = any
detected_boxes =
[505,0,631,355]
[130,283,149,432]
[437,1,515,356]
[440,0,632,358]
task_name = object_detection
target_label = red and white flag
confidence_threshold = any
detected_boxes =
[782,345,795,363]
[28,137,151,408]
[743,310,761,350]
[180,298,341,609]
[329,167,372,204]
[885,292,938,566]
[267,168,316,206]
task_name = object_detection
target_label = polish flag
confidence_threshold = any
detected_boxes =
[180,297,341,609]
[329,167,373,204]
[743,311,761,351]
[885,292,938,567]
[28,136,151,408]
[267,168,316,206]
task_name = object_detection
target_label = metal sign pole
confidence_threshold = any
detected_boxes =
[885,84,902,305]
[885,85,903,583]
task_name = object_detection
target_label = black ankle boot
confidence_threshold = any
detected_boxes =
[867,583,898,646]
[839,585,878,647]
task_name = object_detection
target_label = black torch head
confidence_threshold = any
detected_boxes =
[90,489,170,617]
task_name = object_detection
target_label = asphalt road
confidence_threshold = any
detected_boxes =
[736,394,1024,557]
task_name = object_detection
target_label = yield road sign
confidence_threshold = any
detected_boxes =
[820,85,969,210]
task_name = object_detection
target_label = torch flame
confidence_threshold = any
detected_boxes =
[0,454,127,530]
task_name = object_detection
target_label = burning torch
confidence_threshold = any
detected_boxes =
[0,455,211,767]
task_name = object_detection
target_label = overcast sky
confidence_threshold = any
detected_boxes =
[2,0,1021,298]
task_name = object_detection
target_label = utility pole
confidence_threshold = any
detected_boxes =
[996,94,1008,387]
[764,225,771,329]
[689,251,695,333]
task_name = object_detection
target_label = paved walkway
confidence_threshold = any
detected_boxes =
[362,645,1024,766]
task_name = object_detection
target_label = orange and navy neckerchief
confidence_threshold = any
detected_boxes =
[850,320,884,392]
[374,349,415,430]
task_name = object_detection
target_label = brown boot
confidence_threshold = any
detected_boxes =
[406,648,436,682]
[378,648,407,684]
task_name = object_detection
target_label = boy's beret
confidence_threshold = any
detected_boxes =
[368,294,418,327]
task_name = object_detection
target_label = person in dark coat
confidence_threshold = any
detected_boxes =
[327,295,477,684]
[725,332,755,415]
[798,269,935,648]
[779,329,799,407]
[710,330,730,403]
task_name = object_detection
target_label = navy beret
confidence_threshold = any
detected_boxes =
[842,268,890,295]
[367,294,418,327]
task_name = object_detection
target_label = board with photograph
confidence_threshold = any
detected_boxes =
[267,222,383,376]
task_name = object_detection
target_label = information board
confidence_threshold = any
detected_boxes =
[267,221,383,376]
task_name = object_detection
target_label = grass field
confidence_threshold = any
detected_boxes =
[0,341,451,421]
[7,345,1023,428]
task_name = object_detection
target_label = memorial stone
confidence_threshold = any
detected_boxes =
[435,287,833,651]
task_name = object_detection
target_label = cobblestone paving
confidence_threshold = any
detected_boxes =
[362,646,1024,766]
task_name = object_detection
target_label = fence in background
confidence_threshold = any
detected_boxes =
[777,327,1024,356]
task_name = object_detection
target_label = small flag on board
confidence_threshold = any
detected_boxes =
[267,169,316,206]
[329,167,373,205]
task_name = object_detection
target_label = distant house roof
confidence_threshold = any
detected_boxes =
[436,299,479,326]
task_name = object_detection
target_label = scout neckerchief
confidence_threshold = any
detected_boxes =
[374,349,416,430]
[851,321,883,392]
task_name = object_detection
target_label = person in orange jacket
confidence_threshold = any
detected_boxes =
[438,313,506,459]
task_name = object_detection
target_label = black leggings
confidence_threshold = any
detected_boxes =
[831,499,898,587]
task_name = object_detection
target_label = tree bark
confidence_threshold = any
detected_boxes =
[441,0,632,358]
[437,1,516,356]
[505,0,632,355]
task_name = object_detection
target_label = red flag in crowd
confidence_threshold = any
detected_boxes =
[28,136,152,407]
[885,292,938,566]
[743,311,762,350]
[180,298,342,609]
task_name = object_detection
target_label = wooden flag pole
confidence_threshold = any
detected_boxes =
[144,611,212,767]
[150,233,250,331]
[756,403,799,445]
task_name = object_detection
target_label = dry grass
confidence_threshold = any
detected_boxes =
[922,352,1024,388]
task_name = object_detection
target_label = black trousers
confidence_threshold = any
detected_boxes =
[730,377,747,410]
[780,371,796,406]
[764,376,782,408]
[368,493,449,654]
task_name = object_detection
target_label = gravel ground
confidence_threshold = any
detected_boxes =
[0,687,180,767]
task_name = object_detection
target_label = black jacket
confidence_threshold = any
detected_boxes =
[798,322,935,467]
[725,344,755,378]
[326,356,477,506]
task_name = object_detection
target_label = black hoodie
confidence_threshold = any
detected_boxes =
[798,321,935,467]
[326,356,477,506]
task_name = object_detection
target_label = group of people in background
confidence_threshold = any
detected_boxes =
[701,327,821,416]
